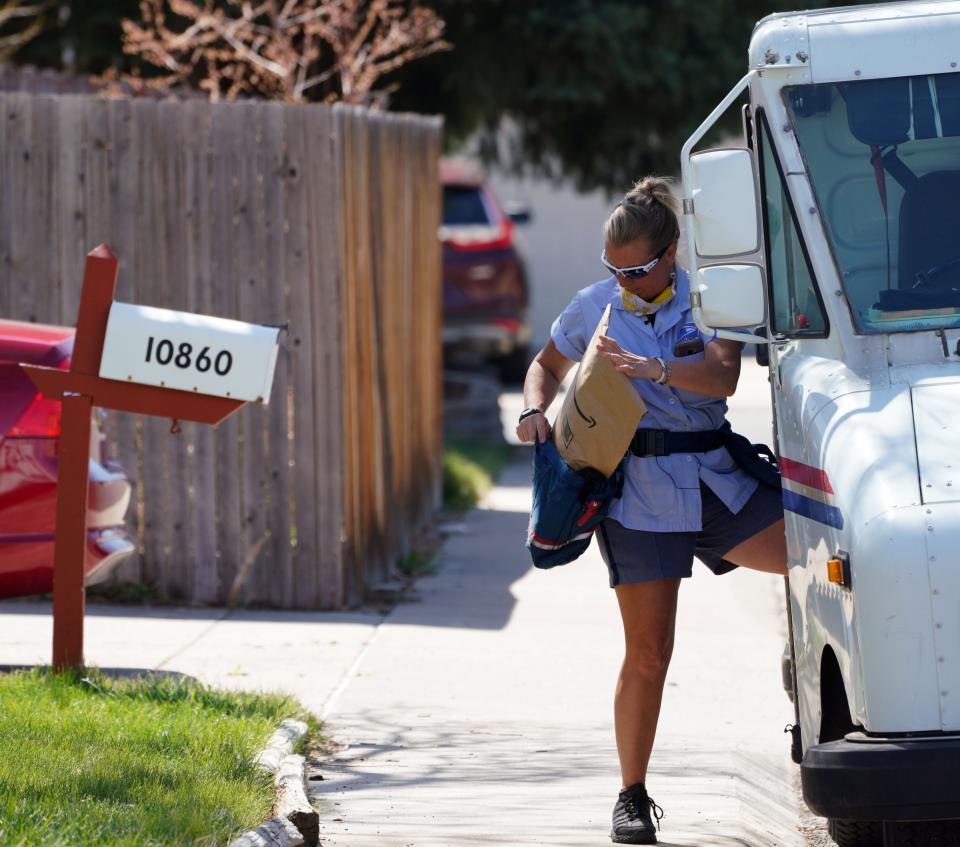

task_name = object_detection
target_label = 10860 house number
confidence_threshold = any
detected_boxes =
[144,336,234,376]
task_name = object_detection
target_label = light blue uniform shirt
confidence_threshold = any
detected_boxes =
[550,266,758,532]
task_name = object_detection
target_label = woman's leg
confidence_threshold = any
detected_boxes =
[613,577,682,787]
[723,517,788,576]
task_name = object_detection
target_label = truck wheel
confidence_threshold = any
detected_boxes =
[828,818,883,847]
[883,820,960,846]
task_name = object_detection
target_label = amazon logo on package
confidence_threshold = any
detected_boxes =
[552,304,646,478]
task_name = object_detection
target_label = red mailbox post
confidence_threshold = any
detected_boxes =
[23,245,249,670]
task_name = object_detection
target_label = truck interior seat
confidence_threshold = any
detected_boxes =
[897,170,960,291]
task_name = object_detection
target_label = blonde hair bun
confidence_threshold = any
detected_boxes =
[604,175,680,250]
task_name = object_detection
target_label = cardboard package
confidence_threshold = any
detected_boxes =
[553,304,647,477]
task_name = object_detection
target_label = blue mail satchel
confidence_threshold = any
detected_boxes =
[526,437,625,569]
[717,421,782,491]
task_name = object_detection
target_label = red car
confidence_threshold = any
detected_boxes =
[0,320,134,600]
[440,159,531,382]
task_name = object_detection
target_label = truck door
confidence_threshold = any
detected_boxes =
[755,108,836,751]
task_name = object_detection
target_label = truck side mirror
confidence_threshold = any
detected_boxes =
[680,72,768,344]
[696,265,765,328]
[690,148,760,257]
[682,142,769,344]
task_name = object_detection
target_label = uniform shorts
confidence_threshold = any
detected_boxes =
[595,481,784,587]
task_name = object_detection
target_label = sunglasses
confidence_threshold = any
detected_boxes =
[601,244,669,280]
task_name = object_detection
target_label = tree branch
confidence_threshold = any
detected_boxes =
[116,0,448,105]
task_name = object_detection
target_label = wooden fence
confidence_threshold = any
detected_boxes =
[0,64,99,95]
[0,92,444,609]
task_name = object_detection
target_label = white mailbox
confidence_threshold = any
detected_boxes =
[99,302,281,403]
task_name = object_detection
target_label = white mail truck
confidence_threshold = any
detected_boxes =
[680,3,960,845]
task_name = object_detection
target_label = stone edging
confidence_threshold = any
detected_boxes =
[227,816,304,847]
[256,718,309,771]
[227,718,320,847]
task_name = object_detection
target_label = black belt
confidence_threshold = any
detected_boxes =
[628,427,725,457]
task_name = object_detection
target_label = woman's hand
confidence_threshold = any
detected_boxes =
[516,411,551,444]
[518,340,574,444]
[597,335,743,397]
[596,335,661,380]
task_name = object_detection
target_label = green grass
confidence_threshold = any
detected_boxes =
[0,668,316,847]
[86,581,160,605]
[397,548,437,578]
[442,438,512,512]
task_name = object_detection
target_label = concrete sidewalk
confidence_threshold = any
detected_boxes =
[307,363,819,846]
[0,603,383,712]
[0,363,826,845]
[310,466,806,847]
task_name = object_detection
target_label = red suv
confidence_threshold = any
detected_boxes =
[441,159,531,381]
[0,320,134,599]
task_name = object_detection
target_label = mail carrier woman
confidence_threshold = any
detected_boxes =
[516,176,787,845]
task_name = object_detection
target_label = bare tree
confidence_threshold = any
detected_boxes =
[117,0,449,105]
[0,0,51,62]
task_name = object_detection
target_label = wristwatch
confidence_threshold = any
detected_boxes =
[518,407,545,424]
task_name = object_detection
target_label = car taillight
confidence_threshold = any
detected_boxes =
[443,218,515,252]
[492,317,521,334]
[8,392,62,437]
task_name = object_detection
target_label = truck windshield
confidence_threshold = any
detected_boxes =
[785,74,960,333]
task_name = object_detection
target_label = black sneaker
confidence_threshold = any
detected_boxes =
[610,782,664,844]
